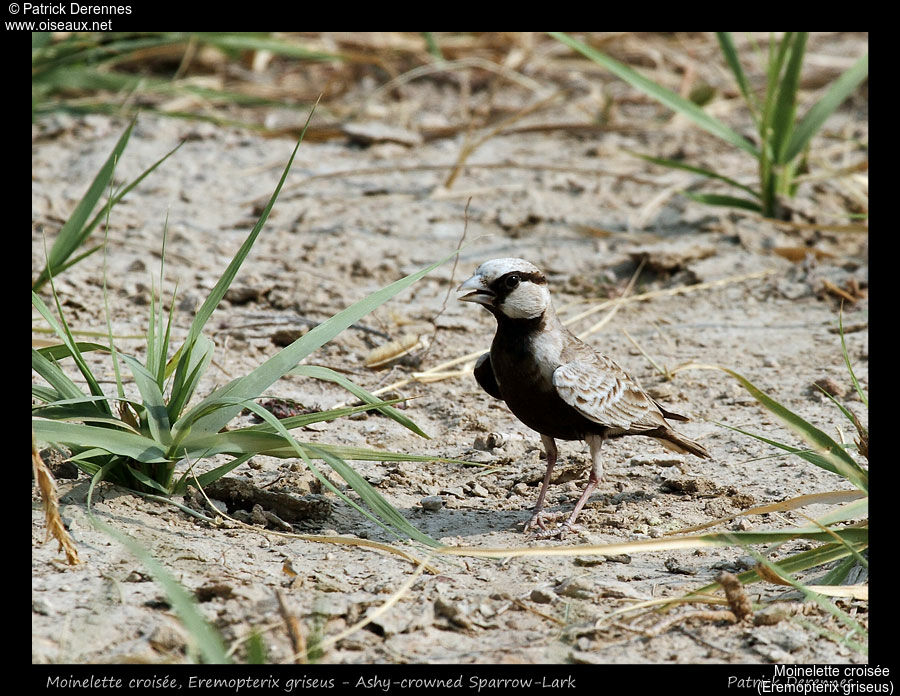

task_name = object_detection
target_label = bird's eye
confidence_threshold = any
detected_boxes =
[505,274,520,289]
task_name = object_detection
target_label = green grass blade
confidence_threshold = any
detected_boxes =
[32,118,134,289]
[49,243,105,277]
[305,444,467,465]
[744,543,867,645]
[175,453,254,492]
[770,32,807,165]
[550,32,759,157]
[120,355,173,447]
[720,367,867,492]
[783,53,868,165]
[715,32,758,119]
[181,248,460,437]
[32,348,86,402]
[36,342,109,361]
[89,517,230,663]
[32,290,109,414]
[169,103,317,408]
[631,151,761,199]
[32,385,60,403]
[167,334,213,423]
[290,364,429,438]
[839,310,868,408]
[181,399,408,456]
[124,464,172,494]
[690,539,867,597]
[82,141,184,257]
[306,444,440,547]
[238,397,409,433]
[719,421,854,477]
[32,397,142,433]
[32,419,169,463]
[815,385,863,434]
[682,191,762,212]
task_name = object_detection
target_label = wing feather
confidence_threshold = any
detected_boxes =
[552,351,668,432]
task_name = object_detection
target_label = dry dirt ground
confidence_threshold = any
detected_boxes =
[32,33,868,666]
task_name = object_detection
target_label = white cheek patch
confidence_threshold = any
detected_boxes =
[500,285,550,319]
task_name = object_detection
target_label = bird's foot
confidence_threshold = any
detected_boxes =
[531,520,585,540]
[524,511,583,538]
[523,510,554,533]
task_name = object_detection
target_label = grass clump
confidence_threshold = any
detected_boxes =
[32,107,457,549]
[552,32,868,219]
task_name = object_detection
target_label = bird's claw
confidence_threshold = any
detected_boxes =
[524,511,583,538]
[523,510,552,533]
[530,520,585,539]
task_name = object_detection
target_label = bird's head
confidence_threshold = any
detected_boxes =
[457,258,551,320]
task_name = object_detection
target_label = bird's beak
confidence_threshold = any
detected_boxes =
[457,273,495,307]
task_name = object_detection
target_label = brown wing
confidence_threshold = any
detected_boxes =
[552,349,669,434]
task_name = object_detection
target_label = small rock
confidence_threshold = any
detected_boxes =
[474,432,507,451]
[555,577,594,599]
[32,597,53,615]
[665,557,697,575]
[595,580,649,600]
[420,495,444,511]
[465,481,490,498]
[573,556,605,567]
[530,587,556,604]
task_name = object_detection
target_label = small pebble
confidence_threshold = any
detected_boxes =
[420,495,444,511]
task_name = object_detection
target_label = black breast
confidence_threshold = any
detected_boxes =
[489,316,605,441]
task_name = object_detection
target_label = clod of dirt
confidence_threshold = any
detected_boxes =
[661,477,727,498]
[271,327,309,346]
[629,242,716,273]
[199,477,331,522]
[36,446,78,480]
[665,557,697,575]
[195,582,236,603]
[529,587,556,604]
[224,286,264,305]
[811,376,847,399]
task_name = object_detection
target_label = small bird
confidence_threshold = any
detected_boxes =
[458,258,710,537]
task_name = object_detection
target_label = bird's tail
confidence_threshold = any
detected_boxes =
[655,430,711,459]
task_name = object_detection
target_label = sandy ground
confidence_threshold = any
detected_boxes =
[32,33,868,666]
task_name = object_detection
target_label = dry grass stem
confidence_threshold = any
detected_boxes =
[275,589,308,663]
[716,571,754,621]
[32,439,81,565]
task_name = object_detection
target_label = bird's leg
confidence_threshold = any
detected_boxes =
[523,434,557,532]
[539,434,605,538]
